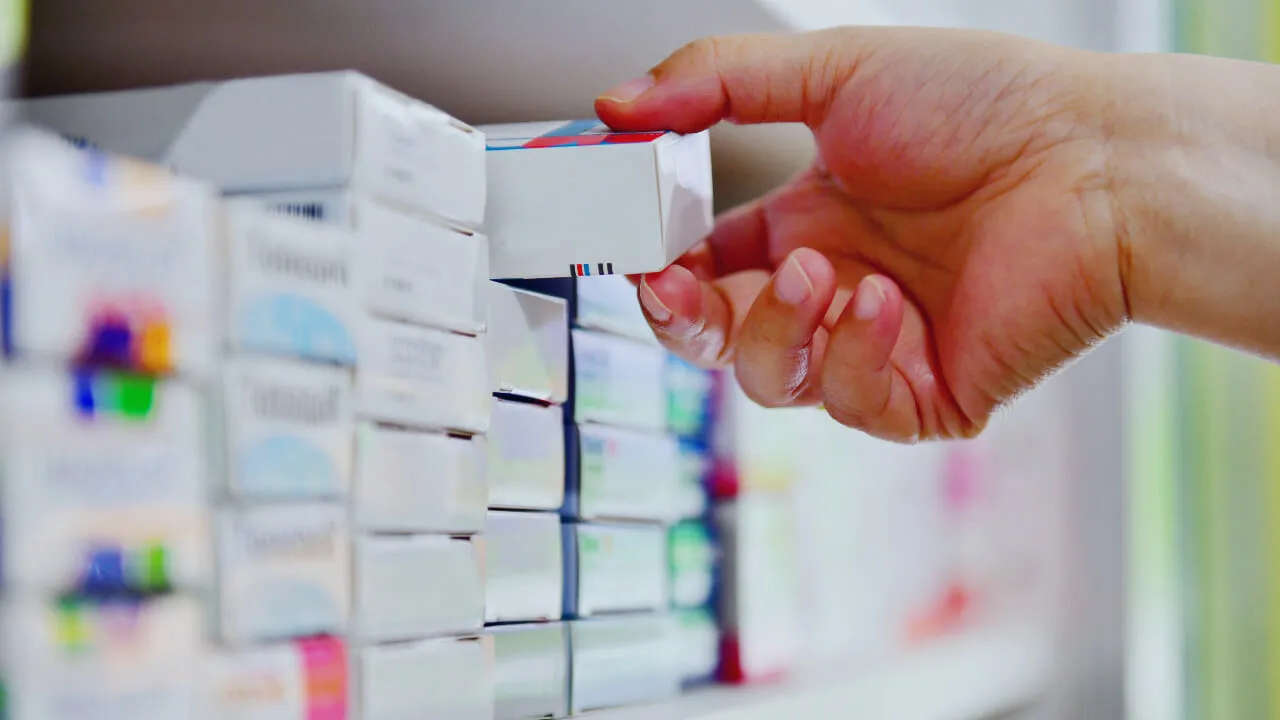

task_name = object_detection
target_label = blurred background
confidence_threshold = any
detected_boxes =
[6,0,1280,718]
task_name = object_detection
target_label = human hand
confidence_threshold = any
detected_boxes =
[596,28,1131,442]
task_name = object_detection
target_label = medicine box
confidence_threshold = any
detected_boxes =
[487,282,568,403]
[675,441,712,520]
[0,365,209,594]
[669,521,718,609]
[353,636,495,720]
[215,503,350,645]
[224,204,360,366]
[351,534,484,643]
[486,399,565,511]
[484,511,563,624]
[666,354,718,442]
[568,615,680,714]
[19,71,487,229]
[0,595,204,720]
[353,422,486,534]
[480,120,712,279]
[715,497,802,683]
[200,636,348,720]
[565,423,681,523]
[242,190,489,335]
[0,126,219,376]
[563,522,668,618]
[571,328,666,431]
[501,275,656,345]
[674,608,721,686]
[220,356,354,501]
[488,622,569,720]
[355,318,491,433]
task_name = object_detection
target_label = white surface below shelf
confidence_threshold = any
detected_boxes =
[583,618,1050,720]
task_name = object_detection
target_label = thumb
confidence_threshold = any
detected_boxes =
[595,29,858,133]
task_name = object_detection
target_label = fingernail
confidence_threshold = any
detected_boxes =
[774,256,813,305]
[600,75,656,103]
[854,277,886,321]
[639,278,673,323]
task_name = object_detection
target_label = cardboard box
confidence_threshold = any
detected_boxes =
[354,423,486,534]
[666,355,717,442]
[487,282,568,403]
[19,71,487,229]
[215,503,350,645]
[571,329,665,431]
[225,204,360,366]
[355,318,491,433]
[486,399,565,511]
[566,423,681,523]
[675,441,711,520]
[0,595,204,720]
[480,120,711,279]
[669,521,717,609]
[0,126,219,376]
[488,623,569,720]
[674,608,720,686]
[485,511,563,623]
[351,535,484,643]
[0,365,209,594]
[200,636,348,720]
[563,523,668,618]
[715,497,802,683]
[353,636,495,720]
[220,356,354,501]
[242,190,489,335]
[500,275,656,345]
[568,615,680,714]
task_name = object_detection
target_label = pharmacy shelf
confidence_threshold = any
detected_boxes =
[585,618,1049,720]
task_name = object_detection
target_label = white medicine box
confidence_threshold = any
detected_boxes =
[480,120,712,279]
[18,71,486,229]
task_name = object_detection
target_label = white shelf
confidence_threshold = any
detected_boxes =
[584,619,1049,720]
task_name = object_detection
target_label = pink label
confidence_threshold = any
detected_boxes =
[297,636,347,720]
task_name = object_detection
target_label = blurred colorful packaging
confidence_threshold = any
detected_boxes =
[200,636,347,720]
[0,365,210,595]
[0,595,204,720]
[0,127,220,377]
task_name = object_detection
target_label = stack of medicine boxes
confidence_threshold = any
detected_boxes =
[20,71,495,719]
[484,281,571,720]
[0,128,217,719]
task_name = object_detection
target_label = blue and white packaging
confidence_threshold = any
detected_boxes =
[563,523,668,618]
[0,127,220,377]
[0,595,205,720]
[675,441,711,520]
[575,275,654,343]
[221,356,354,501]
[354,423,486,534]
[674,608,720,686]
[487,282,568,403]
[569,615,680,714]
[487,399,564,511]
[0,365,209,594]
[571,329,665,431]
[353,636,495,720]
[225,205,360,366]
[566,423,681,523]
[351,534,484,643]
[484,511,563,624]
[355,318,491,433]
[245,190,489,335]
[488,623,569,720]
[215,503,349,645]
[19,72,487,229]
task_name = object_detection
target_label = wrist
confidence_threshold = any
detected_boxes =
[1103,52,1280,351]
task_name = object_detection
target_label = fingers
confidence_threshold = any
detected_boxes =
[638,264,770,368]
[595,29,858,133]
[733,249,837,407]
[818,275,924,442]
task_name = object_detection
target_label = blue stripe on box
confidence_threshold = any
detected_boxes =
[542,119,603,138]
